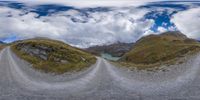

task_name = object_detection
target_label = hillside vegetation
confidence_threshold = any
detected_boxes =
[120,31,200,69]
[11,39,96,74]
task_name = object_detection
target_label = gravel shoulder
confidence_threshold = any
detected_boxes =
[104,53,200,97]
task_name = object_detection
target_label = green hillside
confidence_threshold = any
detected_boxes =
[11,39,96,74]
[120,31,200,69]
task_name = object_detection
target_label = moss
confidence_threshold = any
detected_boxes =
[11,39,96,74]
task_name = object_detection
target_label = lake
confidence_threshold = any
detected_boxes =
[101,53,121,61]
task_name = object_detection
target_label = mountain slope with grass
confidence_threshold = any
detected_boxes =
[120,31,200,69]
[11,39,96,74]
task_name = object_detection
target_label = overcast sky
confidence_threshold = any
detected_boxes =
[0,0,200,48]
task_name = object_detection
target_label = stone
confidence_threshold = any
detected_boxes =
[31,49,40,55]
[61,60,68,64]
[54,58,60,62]
[81,57,86,61]
[39,54,48,60]
[38,45,49,50]
[16,44,50,61]
[40,50,47,55]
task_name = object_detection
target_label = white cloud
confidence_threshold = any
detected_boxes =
[3,1,197,48]
[157,26,167,33]
[7,0,164,8]
[171,7,200,39]
[0,6,155,48]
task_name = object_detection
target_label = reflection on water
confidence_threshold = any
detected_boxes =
[101,53,120,61]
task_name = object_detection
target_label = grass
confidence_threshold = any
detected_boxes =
[119,32,200,70]
[11,39,96,74]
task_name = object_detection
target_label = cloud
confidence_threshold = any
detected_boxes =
[157,26,167,33]
[171,7,200,39]
[1,1,199,48]
[7,0,165,8]
[0,6,155,48]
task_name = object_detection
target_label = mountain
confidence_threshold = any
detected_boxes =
[86,42,134,57]
[11,39,96,74]
[120,31,200,69]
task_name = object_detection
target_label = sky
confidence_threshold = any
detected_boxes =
[0,0,200,48]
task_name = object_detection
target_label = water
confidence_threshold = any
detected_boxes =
[101,53,120,61]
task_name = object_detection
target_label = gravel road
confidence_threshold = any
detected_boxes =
[1,47,200,100]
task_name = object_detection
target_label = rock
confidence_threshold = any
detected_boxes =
[54,58,60,62]
[17,44,49,60]
[30,48,40,55]
[61,60,68,64]
[81,57,86,61]
[16,43,71,62]
[39,50,47,55]
[38,45,49,50]
[20,47,28,52]
[39,54,48,60]
[20,45,30,52]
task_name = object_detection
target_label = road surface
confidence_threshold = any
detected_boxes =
[1,47,200,100]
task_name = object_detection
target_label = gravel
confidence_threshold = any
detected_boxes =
[0,47,200,100]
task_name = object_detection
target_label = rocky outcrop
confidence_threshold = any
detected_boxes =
[17,45,50,60]
[15,44,68,64]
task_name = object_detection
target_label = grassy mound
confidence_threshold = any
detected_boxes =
[11,39,96,74]
[120,31,200,69]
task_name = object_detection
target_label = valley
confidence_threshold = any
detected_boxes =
[0,32,200,99]
[1,0,200,99]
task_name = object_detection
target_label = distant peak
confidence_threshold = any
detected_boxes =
[161,31,187,38]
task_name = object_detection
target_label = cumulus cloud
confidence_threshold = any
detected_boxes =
[1,1,199,48]
[8,0,167,8]
[157,26,167,33]
[171,7,200,39]
[0,6,155,48]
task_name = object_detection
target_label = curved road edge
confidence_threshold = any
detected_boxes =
[103,55,200,95]
[3,47,102,91]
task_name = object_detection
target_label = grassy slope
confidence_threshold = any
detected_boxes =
[119,32,200,69]
[11,39,96,74]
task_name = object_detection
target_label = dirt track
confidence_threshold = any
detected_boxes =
[1,47,200,100]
